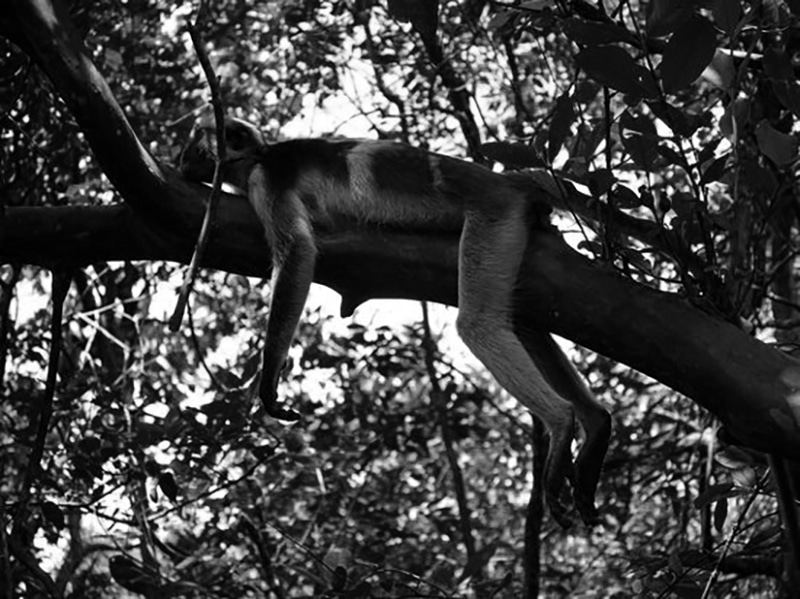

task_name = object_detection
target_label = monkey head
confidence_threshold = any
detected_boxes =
[179,113,265,184]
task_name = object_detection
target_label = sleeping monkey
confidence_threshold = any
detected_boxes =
[179,115,611,526]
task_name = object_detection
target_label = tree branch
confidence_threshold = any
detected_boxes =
[3,0,800,464]
[2,186,800,459]
[4,0,175,221]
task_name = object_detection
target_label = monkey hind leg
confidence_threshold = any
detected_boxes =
[457,209,577,527]
[517,330,611,525]
[458,315,577,527]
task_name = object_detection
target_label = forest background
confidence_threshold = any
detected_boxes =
[2,0,800,597]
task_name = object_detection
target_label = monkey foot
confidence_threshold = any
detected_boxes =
[546,491,574,529]
[573,491,600,527]
[265,404,301,421]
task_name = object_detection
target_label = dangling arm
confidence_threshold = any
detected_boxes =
[248,165,317,420]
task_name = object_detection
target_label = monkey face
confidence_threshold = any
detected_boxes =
[179,125,217,183]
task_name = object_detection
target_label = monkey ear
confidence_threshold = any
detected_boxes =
[225,118,264,153]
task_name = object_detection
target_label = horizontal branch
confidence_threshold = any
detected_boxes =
[3,180,800,459]
[4,0,800,463]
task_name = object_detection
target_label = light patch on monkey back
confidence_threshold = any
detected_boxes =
[345,143,380,220]
[342,141,463,228]
[429,154,445,190]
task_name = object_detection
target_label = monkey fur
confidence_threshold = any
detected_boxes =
[179,114,611,527]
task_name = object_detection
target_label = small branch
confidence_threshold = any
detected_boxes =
[523,419,545,598]
[240,515,287,599]
[8,534,60,598]
[768,455,800,588]
[407,13,484,160]
[355,5,411,141]
[14,271,70,517]
[700,468,770,597]
[10,269,71,597]
[169,2,228,331]
[420,303,480,578]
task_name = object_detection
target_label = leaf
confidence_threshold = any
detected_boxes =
[668,549,683,575]
[764,48,800,117]
[562,17,637,46]
[620,247,653,272]
[719,98,750,142]
[648,101,707,137]
[104,48,123,70]
[711,0,742,33]
[740,159,778,195]
[700,154,729,185]
[646,0,694,37]
[621,111,657,136]
[755,121,798,166]
[703,50,736,90]
[572,120,605,164]
[387,0,438,45]
[487,10,515,31]
[693,482,734,509]
[657,143,686,169]
[763,47,794,81]
[713,497,728,531]
[158,471,179,501]
[745,524,782,549]
[661,15,717,93]
[577,47,658,98]
[109,556,159,595]
[587,169,614,196]
[578,239,603,256]
[611,184,641,208]
[620,111,660,170]
[77,436,102,454]
[548,92,576,157]
[42,501,65,530]
[670,191,696,219]
[252,444,275,461]
[731,464,757,488]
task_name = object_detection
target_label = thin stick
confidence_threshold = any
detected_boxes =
[169,1,227,331]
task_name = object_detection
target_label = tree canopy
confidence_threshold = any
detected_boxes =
[2,0,800,597]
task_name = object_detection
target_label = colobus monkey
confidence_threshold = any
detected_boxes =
[179,114,611,526]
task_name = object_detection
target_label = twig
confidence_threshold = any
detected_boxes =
[767,455,800,587]
[10,269,71,597]
[419,302,480,579]
[169,0,227,331]
[523,419,545,598]
[699,468,770,598]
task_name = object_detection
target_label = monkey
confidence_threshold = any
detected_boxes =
[179,114,611,526]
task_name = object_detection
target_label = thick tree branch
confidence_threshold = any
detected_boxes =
[3,0,800,462]
[4,0,175,220]
[2,183,800,458]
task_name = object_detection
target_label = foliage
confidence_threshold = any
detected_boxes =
[2,0,800,597]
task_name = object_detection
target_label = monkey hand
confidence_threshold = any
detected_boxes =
[262,396,301,421]
[259,387,301,421]
[257,366,301,421]
[263,400,301,421]
[266,404,301,421]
